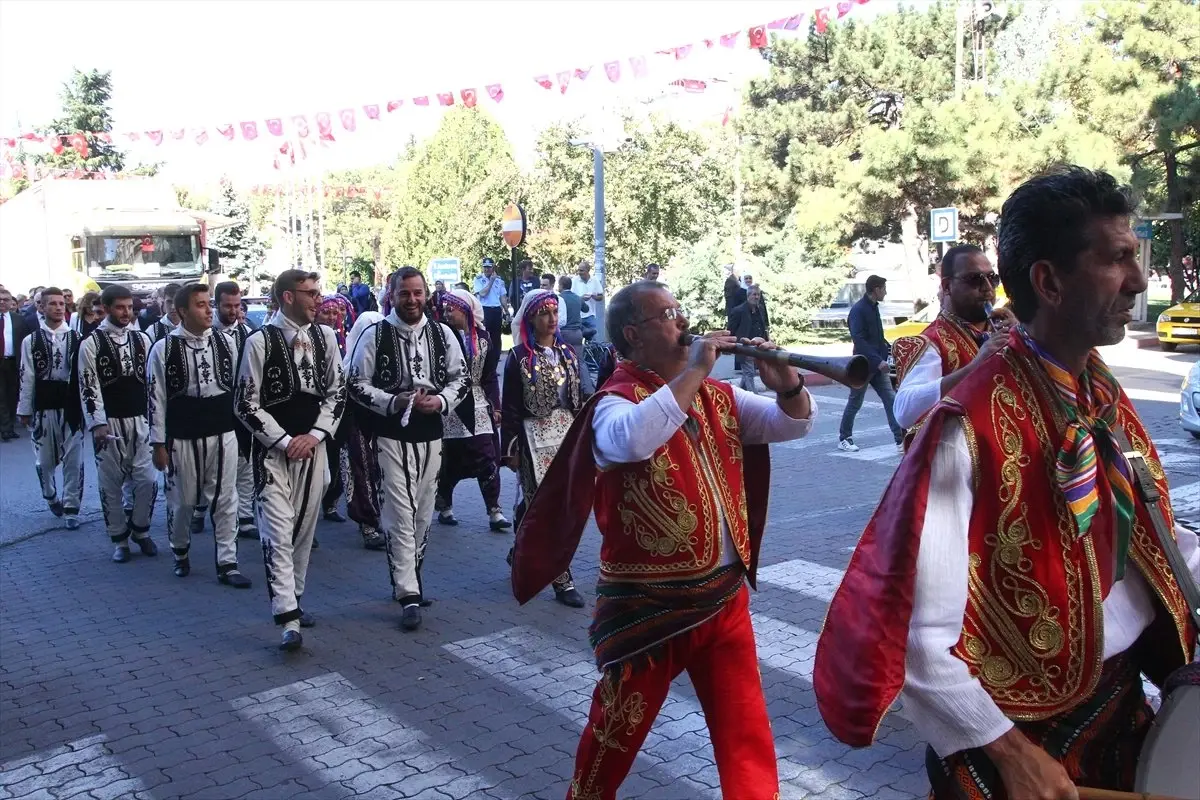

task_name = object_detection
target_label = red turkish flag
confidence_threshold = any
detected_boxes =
[386,100,403,112]
[20,132,44,142]
[413,96,430,106]
[604,61,621,82]
[266,118,284,136]
[363,104,380,120]
[1,138,15,148]
[630,56,648,78]
[460,88,477,108]
[574,66,592,81]
[837,0,853,16]
[171,129,186,140]
[145,131,163,146]
[293,115,310,138]
[316,112,335,141]
[340,108,357,132]
[856,0,870,4]
[52,137,66,155]
[217,124,235,140]
[195,129,209,145]
[815,8,830,32]
[486,84,504,102]
[720,32,740,47]
[674,45,692,60]
[748,26,767,48]
[556,71,572,94]
[534,75,553,90]
[372,188,383,201]
[240,121,259,140]
[125,132,140,142]
[437,92,454,106]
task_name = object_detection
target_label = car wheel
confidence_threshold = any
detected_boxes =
[1161,341,1177,351]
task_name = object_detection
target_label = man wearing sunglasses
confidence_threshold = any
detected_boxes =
[891,245,1014,443]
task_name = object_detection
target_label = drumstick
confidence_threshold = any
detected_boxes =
[1078,787,1190,800]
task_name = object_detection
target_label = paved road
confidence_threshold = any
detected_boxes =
[1,347,1197,800]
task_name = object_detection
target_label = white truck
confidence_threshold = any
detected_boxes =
[0,179,229,297]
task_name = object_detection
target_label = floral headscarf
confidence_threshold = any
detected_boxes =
[319,293,355,352]
[513,288,575,382]
[441,288,486,359]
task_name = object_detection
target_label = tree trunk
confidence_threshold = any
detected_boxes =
[370,234,383,288]
[901,203,934,307]
[1164,149,1186,304]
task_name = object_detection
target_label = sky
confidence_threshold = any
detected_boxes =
[0,0,916,187]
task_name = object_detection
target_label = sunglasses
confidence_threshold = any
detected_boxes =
[634,306,682,325]
[954,272,1001,290]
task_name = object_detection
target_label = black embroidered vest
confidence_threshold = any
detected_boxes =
[362,319,449,442]
[31,328,82,429]
[163,333,236,440]
[94,328,147,419]
[257,325,326,436]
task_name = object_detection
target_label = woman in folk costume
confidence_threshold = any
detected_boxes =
[501,289,585,608]
[436,289,510,531]
[316,294,357,534]
[342,299,387,550]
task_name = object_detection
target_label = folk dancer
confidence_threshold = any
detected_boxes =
[502,289,586,609]
[814,167,1199,798]
[511,282,817,799]
[148,283,252,588]
[435,289,509,531]
[236,270,346,651]
[317,293,356,526]
[16,287,85,528]
[343,306,386,550]
[891,245,1015,446]
[213,281,258,539]
[346,267,466,631]
[144,283,182,344]
[78,285,160,563]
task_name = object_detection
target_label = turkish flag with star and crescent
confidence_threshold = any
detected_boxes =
[340,109,357,132]
[486,84,504,102]
[266,118,284,136]
[240,121,259,140]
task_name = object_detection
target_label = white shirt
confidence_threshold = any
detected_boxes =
[77,318,153,430]
[17,320,73,416]
[893,345,945,430]
[2,312,15,358]
[901,417,1200,757]
[593,383,817,565]
[573,274,604,319]
[346,311,467,417]
[147,326,239,444]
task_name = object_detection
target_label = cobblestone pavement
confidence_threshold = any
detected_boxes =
[1,354,1197,800]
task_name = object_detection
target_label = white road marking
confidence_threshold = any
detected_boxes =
[0,734,151,798]
[775,424,892,452]
[231,672,514,799]
[757,558,846,603]
[831,441,903,463]
[1124,387,1186,404]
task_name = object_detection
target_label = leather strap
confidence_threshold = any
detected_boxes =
[1113,428,1200,634]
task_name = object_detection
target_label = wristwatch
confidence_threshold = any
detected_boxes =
[778,373,805,399]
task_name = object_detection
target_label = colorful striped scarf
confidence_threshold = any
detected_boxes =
[1021,329,1134,579]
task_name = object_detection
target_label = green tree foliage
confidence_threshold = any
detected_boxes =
[318,165,402,286]
[207,177,267,284]
[37,69,125,174]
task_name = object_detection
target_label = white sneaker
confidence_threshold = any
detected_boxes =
[838,439,860,452]
[896,442,905,453]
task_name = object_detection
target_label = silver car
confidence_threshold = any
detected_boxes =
[1181,359,1200,439]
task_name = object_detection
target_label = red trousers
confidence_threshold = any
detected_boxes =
[567,585,779,800]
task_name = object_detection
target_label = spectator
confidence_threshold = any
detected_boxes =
[72,291,103,337]
[511,259,539,311]
[556,276,596,398]
[724,274,747,324]
[728,285,770,392]
[62,289,76,323]
[21,288,42,330]
[838,274,904,452]
[473,257,510,350]
[642,263,661,283]
[347,271,373,315]
[0,286,32,440]
[573,260,604,340]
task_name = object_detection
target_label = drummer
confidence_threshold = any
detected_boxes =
[814,166,1199,798]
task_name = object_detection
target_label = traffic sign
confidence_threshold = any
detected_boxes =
[428,257,461,286]
[1133,220,1153,240]
[930,207,959,243]
[501,204,526,248]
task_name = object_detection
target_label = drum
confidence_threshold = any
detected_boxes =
[1135,662,1200,797]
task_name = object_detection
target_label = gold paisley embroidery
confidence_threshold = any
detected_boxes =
[571,670,648,800]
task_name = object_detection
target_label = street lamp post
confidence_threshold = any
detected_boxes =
[572,138,609,341]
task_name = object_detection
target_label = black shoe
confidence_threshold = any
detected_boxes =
[219,570,252,589]
[419,598,434,608]
[0,432,18,441]
[488,511,511,531]
[438,511,459,526]
[135,537,158,557]
[237,517,257,539]
[173,559,190,578]
[311,538,320,550]
[555,587,586,608]
[505,547,514,567]
[323,508,346,523]
[189,515,205,535]
[48,500,64,517]
[400,605,422,631]
[279,630,303,651]
[299,612,316,628]
[112,546,131,563]
[361,528,386,551]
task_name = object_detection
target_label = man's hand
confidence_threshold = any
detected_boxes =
[504,451,520,472]
[878,360,890,373]
[92,425,111,450]
[983,729,1077,800]
[413,393,443,414]
[738,338,797,394]
[286,434,320,460]
[973,330,1010,363]
[17,415,31,427]
[990,306,1018,327]
[492,409,501,425]
[152,444,169,472]
[686,331,735,378]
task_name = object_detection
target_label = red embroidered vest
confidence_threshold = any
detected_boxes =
[893,314,983,386]
[595,364,752,582]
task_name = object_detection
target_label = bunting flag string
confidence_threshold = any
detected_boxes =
[1,0,872,151]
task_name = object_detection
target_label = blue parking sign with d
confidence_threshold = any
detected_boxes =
[930,207,958,243]
[428,257,461,286]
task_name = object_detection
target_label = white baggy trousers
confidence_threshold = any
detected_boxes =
[254,441,329,625]
[375,438,442,605]
[167,432,239,571]
[93,415,157,542]
[32,409,85,513]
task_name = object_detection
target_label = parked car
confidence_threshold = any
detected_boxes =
[1181,359,1200,439]
[811,277,916,329]
[1157,292,1200,351]
[242,296,270,329]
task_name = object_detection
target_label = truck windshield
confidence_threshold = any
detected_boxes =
[86,234,201,281]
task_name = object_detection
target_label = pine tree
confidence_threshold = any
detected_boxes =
[37,69,125,175]
[207,178,266,283]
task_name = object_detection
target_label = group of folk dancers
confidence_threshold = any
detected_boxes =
[10,166,1200,800]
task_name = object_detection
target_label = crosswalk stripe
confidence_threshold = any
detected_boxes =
[757,558,846,603]
[775,424,892,452]
[832,441,902,463]
[231,672,515,799]
[0,735,151,798]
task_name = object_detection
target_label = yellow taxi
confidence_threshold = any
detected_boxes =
[884,287,1010,343]
[1157,292,1200,351]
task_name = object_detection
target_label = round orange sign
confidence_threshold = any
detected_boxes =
[501,204,526,248]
